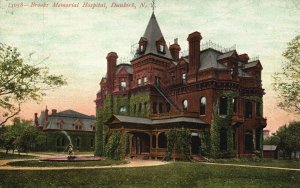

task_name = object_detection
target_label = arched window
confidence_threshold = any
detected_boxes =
[233,98,238,113]
[182,99,188,111]
[153,102,157,114]
[220,128,227,151]
[245,101,253,118]
[245,131,253,151]
[90,139,94,148]
[159,103,163,113]
[166,103,170,112]
[219,97,228,115]
[76,138,80,148]
[158,133,167,148]
[120,106,127,113]
[200,97,206,115]
[256,102,261,117]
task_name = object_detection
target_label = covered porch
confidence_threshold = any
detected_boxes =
[105,114,208,159]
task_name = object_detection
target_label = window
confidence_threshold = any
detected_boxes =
[182,99,188,111]
[219,97,228,115]
[120,106,127,113]
[120,81,126,91]
[245,131,253,151]
[220,128,227,151]
[182,73,186,83]
[138,103,142,112]
[137,79,142,86]
[159,44,165,52]
[155,76,160,86]
[233,98,238,113]
[76,138,80,148]
[200,97,206,115]
[159,103,163,113]
[140,45,144,52]
[143,77,148,84]
[245,101,253,118]
[166,103,170,112]
[91,139,94,148]
[256,102,261,117]
[153,102,157,114]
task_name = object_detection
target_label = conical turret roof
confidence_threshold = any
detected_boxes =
[134,12,172,60]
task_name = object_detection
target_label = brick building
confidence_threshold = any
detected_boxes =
[95,12,267,159]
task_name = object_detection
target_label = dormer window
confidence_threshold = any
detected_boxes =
[139,37,147,53]
[156,37,166,54]
[159,44,165,52]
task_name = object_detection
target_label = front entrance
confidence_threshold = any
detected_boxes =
[131,132,150,156]
[191,135,201,154]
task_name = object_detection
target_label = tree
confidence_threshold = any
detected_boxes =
[0,43,67,125]
[273,35,300,114]
[0,118,46,153]
[268,121,300,159]
[13,118,46,152]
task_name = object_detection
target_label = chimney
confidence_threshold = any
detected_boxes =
[239,53,249,63]
[187,31,202,83]
[169,38,181,61]
[106,52,118,94]
[52,109,57,115]
[34,113,38,127]
[45,107,49,122]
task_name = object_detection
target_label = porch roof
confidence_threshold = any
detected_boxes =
[106,114,207,125]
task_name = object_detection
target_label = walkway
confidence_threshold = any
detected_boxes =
[0,159,168,171]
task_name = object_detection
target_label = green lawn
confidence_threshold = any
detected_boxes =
[1,162,300,187]
[209,158,300,169]
[7,159,126,167]
[0,152,35,160]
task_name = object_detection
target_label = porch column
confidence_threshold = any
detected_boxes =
[149,133,152,159]
[253,129,256,151]
[155,130,158,160]
[121,127,126,160]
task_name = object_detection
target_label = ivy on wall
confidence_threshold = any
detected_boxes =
[166,128,191,161]
[95,96,112,156]
[243,95,264,156]
[129,92,150,117]
[210,91,236,158]
[199,128,211,156]
[105,131,122,160]
[243,96,263,117]
[105,130,129,160]
[113,95,130,116]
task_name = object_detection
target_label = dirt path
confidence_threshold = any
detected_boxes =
[0,159,168,171]
[201,162,300,172]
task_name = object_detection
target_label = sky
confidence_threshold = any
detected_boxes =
[0,0,299,132]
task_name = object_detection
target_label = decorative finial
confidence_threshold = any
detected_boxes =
[152,0,155,13]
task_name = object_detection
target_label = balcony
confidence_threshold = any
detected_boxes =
[149,111,199,120]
